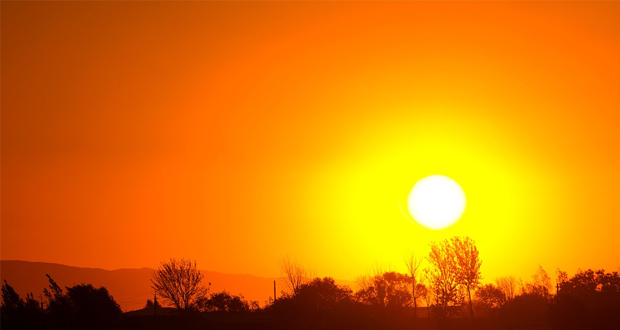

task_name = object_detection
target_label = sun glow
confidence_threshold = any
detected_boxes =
[407,175,466,230]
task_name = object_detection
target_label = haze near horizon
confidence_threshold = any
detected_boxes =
[2,1,620,284]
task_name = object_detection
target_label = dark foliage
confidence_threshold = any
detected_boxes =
[498,293,549,326]
[3,255,619,330]
[145,298,162,309]
[1,280,44,330]
[199,291,250,312]
[2,275,122,330]
[269,277,376,330]
[549,269,620,330]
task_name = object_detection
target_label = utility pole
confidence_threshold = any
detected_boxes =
[273,280,276,302]
[154,293,157,317]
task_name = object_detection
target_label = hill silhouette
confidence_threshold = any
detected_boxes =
[1,260,354,311]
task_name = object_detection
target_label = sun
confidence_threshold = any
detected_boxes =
[407,175,466,230]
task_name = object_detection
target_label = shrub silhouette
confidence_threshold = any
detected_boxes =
[199,291,250,312]
[1,280,44,330]
[44,274,122,330]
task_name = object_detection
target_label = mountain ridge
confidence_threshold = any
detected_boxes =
[0,260,354,312]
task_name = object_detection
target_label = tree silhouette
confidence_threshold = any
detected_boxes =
[453,236,482,320]
[427,238,462,317]
[476,283,505,309]
[496,276,518,302]
[200,291,249,312]
[144,298,161,309]
[65,284,122,329]
[427,236,482,319]
[279,255,311,296]
[1,280,44,330]
[404,252,424,319]
[43,274,73,329]
[1,280,24,316]
[355,271,412,310]
[293,277,352,309]
[42,274,121,330]
[523,265,552,298]
[551,269,620,330]
[271,277,357,329]
[151,258,209,311]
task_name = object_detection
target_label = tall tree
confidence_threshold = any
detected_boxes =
[427,239,461,317]
[524,265,552,298]
[427,236,482,319]
[404,252,423,319]
[453,236,482,320]
[496,276,518,302]
[1,280,24,316]
[354,272,412,309]
[151,258,209,310]
[279,256,311,296]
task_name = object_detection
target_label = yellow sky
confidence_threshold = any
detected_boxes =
[2,1,620,284]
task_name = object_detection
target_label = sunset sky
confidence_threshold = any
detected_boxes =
[3,1,620,285]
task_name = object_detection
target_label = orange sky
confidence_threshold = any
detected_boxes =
[3,1,620,285]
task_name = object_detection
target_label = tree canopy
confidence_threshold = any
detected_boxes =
[151,258,209,310]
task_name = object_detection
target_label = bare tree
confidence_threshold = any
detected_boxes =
[496,276,518,302]
[151,258,208,310]
[452,236,482,320]
[422,270,434,318]
[279,256,311,295]
[523,265,552,298]
[404,252,423,319]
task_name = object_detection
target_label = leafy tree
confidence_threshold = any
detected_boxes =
[552,269,620,330]
[354,272,412,310]
[1,280,44,330]
[43,274,73,329]
[294,277,353,310]
[427,236,482,319]
[556,268,569,287]
[151,258,209,310]
[271,277,357,329]
[1,280,24,316]
[43,274,121,330]
[476,283,505,309]
[453,236,482,319]
[200,291,249,312]
[415,282,428,307]
[65,284,122,328]
[427,238,462,317]
[559,268,620,295]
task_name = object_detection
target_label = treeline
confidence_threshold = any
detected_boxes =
[1,275,122,330]
[2,236,619,330]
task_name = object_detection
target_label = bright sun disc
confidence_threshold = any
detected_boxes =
[407,175,466,230]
